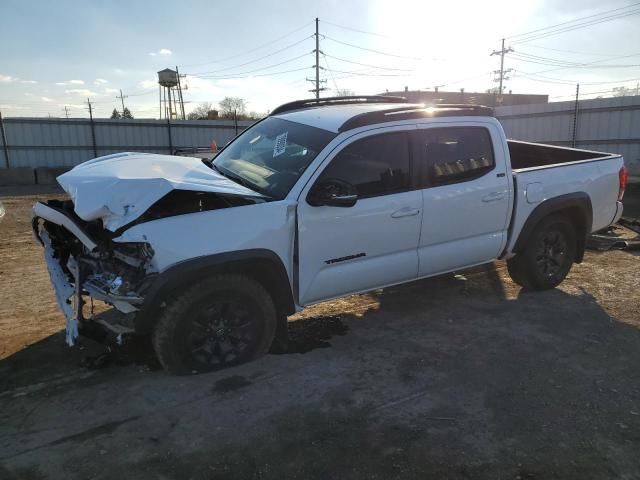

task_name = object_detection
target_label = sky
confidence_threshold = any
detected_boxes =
[1,0,640,118]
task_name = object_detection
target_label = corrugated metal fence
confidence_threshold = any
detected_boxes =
[495,95,640,175]
[2,97,640,176]
[0,117,254,169]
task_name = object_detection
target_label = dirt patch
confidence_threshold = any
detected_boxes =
[1,191,640,479]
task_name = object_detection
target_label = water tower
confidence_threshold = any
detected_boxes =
[158,68,185,120]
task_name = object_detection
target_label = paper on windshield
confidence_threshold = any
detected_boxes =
[273,132,288,157]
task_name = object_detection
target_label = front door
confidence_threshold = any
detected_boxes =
[297,130,422,305]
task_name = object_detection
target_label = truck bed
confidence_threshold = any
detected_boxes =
[505,140,624,255]
[507,140,615,171]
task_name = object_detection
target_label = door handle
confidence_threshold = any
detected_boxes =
[391,207,420,218]
[482,192,505,203]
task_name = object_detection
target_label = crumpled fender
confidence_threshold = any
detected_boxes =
[57,152,265,232]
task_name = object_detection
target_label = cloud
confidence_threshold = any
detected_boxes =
[0,74,16,82]
[41,96,54,102]
[65,89,97,96]
[139,79,157,89]
[149,48,172,56]
[21,80,37,84]
[24,93,33,97]
[104,87,118,93]
[56,79,85,86]
[94,78,108,85]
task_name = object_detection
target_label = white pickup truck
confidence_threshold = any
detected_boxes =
[33,96,627,374]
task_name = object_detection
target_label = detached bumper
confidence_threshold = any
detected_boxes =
[33,202,146,345]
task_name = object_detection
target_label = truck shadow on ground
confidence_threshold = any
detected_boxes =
[2,260,640,479]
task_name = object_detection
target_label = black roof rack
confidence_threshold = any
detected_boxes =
[339,104,494,132]
[270,95,407,116]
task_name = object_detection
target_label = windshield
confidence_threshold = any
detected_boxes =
[212,117,336,200]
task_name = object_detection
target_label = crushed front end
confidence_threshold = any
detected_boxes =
[32,199,156,346]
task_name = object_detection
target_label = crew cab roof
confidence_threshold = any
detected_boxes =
[270,96,494,133]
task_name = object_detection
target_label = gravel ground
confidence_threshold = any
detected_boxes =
[0,188,639,480]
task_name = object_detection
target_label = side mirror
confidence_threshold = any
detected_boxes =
[307,179,358,207]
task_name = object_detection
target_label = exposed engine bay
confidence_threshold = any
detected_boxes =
[32,190,262,346]
[34,199,156,345]
[32,152,271,347]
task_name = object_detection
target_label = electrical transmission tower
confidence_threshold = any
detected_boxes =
[490,38,513,105]
[307,17,327,99]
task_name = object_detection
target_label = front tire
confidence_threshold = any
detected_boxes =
[507,215,577,291]
[152,274,277,375]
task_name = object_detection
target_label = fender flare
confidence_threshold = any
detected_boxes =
[134,248,295,334]
[512,192,593,263]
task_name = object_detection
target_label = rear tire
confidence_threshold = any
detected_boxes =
[507,215,577,291]
[152,274,277,375]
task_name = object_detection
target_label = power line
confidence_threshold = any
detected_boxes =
[508,50,640,86]
[511,51,585,67]
[320,19,389,38]
[510,6,640,44]
[191,52,311,79]
[127,89,156,97]
[322,34,422,60]
[191,67,311,81]
[180,21,314,68]
[322,55,340,92]
[320,68,413,77]
[515,70,640,86]
[517,44,623,57]
[323,53,414,71]
[437,72,494,88]
[186,35,313,75]
[510,55,640,68]
[508,2,640,40]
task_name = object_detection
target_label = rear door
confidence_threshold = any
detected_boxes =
[297,129,422,305]
[414,124,511,276]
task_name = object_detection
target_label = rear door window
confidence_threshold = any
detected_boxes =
[416,127,495,187]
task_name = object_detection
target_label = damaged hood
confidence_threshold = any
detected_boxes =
[57,152,265,231]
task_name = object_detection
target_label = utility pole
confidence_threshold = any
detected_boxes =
[116,89,128,115]
[87,98,98,157]
[315,17,320,99]
[490,38,513,105]
[0,111,10,168]
[175,66,186,120]
[63,106,70,119]
[307,18,326,99]
[572,83,580,148]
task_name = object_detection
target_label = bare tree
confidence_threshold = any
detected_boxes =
[335,88,355,97]
[613,86,640,97]
[187,102,217,120]
[218,97,247,119]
